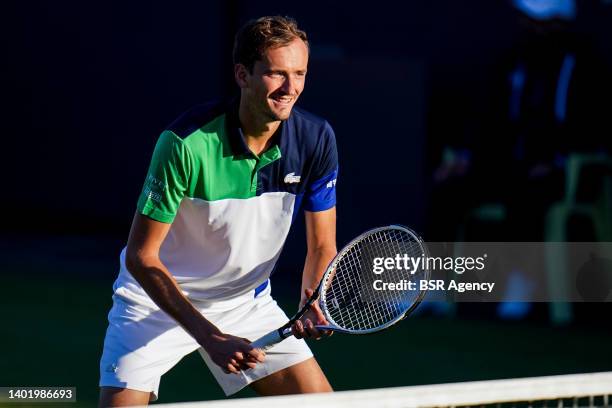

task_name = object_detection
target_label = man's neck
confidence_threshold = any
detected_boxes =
[239,101,281,156]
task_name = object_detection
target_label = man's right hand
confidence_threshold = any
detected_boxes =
[202,333,266,374]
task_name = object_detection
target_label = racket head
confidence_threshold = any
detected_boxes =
[318,225,430,334]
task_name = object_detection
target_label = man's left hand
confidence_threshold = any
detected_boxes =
[291,288,333,340]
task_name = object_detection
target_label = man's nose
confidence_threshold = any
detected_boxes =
[280,76,297,95]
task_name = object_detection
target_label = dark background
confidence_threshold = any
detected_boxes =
[2,1,612,406]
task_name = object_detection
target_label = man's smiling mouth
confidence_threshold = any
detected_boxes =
[270,95,294,106]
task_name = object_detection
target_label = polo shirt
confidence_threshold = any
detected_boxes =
[115,100,338,302]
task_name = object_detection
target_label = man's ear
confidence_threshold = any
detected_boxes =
[234,64,249,88]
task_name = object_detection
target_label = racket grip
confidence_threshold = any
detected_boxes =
[251,328,291,351]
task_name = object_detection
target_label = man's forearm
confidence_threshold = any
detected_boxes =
[301,246,337,304]
[127,258,221,344]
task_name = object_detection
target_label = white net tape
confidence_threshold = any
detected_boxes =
[141,372,612,408]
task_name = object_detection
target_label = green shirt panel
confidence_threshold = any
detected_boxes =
[136,114,283,223]
[137,131,192,223]
[183,115,258,201]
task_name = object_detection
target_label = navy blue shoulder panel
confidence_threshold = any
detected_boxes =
[291,106,328,127]
[166,100,227,139]
[286,107,337,181]
[256,106,338,202]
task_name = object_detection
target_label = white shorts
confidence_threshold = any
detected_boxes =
[98,281,312,398]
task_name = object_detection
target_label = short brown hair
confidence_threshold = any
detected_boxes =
[233,16,309,73]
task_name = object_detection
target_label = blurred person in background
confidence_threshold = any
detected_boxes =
[427,0,611,320]
[429,0,611,242]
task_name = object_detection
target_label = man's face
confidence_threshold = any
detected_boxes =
[237,38,309,122]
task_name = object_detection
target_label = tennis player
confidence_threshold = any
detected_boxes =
[98,15,338,407]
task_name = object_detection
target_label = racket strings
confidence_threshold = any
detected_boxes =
[361,230,423,324]
[323,228,428,332]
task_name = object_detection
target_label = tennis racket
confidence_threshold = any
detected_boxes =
[251,225,430,350]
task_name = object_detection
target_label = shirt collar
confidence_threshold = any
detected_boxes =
[225,99,250,156]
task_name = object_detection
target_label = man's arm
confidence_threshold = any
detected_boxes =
[125,212,265,373]
[300,207,337,301]
[292,207,337,339]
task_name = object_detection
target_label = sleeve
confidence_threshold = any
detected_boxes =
[136,131,192,223]
[303,122,338,212]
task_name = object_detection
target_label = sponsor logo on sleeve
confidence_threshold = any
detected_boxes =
[143,174,166,202]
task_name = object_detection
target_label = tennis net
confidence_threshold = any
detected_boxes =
[149,371,612,408]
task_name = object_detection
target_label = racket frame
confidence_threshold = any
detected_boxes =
[317,224,430,335]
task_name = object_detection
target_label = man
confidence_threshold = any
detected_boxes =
[99,16,338,407]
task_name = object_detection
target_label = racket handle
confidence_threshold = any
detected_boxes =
[251,327,292,351]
